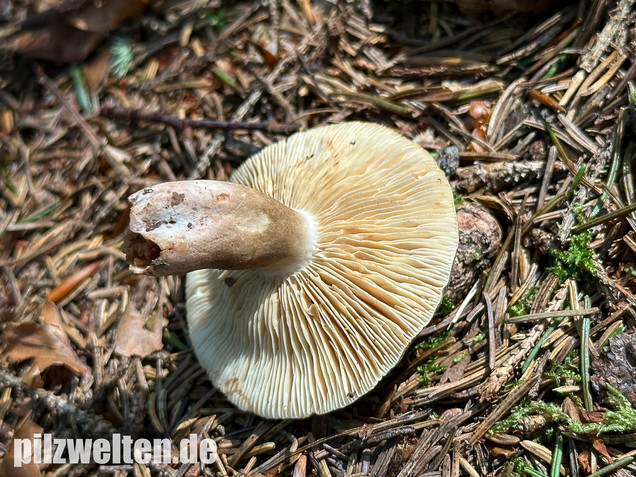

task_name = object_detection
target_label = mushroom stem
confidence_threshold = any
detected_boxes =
[123,180,317,276]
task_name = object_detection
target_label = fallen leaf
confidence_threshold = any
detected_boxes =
[468,127,488,152]
[69,0,153,33]
[592,437,612,462]
[11,0,154,64]
[114,304,166,358]
[562,396,583,422]
[40,299,64,328]
[581,408,606,423]
[2,304,89,388]
[250,40,282,70]
[488,446,516,460]
[11,23,103,65]
[578,450,592,474]
[0,417,43,477]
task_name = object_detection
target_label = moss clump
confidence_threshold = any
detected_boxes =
[544,350,581,386]
[509,286,539,317]
[547,231,595,283]
[472,332,486,343]
[417,357,445,386]
[414,330,450,350]
[492,384,636,438]
[435,294,455,317]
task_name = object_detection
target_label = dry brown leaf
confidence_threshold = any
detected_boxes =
[82,50,112,91]
[12,0,154,63]
[114,304,166,358]
[591,437,612,462]
[581,408,607,423]
[562,396,583,422]
[0,417,43,477]
[68,0,153,33]
[250,40,283,70]
[1,304,89,388]
[578,450,592,474]
[11,23,103,64]
[468,127,488,152]
[40,300,63,328]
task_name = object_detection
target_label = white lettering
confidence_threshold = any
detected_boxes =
[180,434,197,464]
[199,438,218,464]
[92,438,109,464]
[67,438,92,464]
[13,438,31,467]
[43,433,53,463]
[122,435,133,464]
[53,438,66,463]
[11,433,217,466]
[134,438,152,464]
[154,438,172,464]
[33,433,42,464]
[111,433,120,464]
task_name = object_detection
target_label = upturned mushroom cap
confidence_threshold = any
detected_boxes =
[185,122,459,419]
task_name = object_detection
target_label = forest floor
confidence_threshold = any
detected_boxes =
[1,0,636,476]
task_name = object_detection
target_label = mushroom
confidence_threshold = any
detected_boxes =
[124,122,459,419]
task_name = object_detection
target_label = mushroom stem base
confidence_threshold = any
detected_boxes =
[124,180,317,276]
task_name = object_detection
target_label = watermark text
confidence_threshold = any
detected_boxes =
[13,433,217,467]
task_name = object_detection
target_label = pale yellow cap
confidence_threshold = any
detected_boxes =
[186,122,459,419]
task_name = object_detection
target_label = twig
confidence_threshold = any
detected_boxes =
[507,307,598,324]
[99,107,298,134]
[469,374,541,445]
[571,203,636,233]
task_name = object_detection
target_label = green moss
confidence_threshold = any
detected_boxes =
[453,190,465,206]
[492,383,636,438]
[472,332,486,343]
[452,352,469,364]
[598,385,636,434]
[414,330,450,350]
[206,9,227,30]
[435,294,455,317]
[512,457,548,477]
[546,231,595,283]
[544,350,581,386]
[509,286,538,317]
[417,357,445,386]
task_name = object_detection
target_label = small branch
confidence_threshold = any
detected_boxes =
[99,107,299,134]
[571,202,636,234]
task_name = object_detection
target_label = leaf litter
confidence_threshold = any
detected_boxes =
[0,0,636,476]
